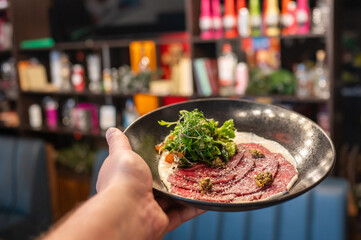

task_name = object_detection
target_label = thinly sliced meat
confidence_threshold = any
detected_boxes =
[233,192,263,202]
[258,177,288,200]
[273,153,298,189]
[222,152,279,196]
[167,155,254,192]
[174,145,245,178]
[170,186,235,203]
[165,142,298,203]
[238,154,297,201]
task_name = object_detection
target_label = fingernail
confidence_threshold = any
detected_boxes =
[106,127,118,140]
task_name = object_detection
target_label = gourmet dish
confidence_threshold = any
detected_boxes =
[156,109,298,203]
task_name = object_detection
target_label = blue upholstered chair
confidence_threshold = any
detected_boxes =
[0,136,52,239]
[90,149,109,196]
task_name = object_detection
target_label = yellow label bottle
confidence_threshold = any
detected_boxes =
[265,0,280,36]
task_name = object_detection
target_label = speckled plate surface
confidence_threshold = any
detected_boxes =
[124,98,335,211]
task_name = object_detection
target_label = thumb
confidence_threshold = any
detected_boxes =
[105,128,132,154]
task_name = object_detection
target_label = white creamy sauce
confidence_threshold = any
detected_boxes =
[158,132,299,200]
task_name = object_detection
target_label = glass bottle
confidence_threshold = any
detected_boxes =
[312,0,330,34]
[249,0,262,37]
[312,50,330,99]
[265,0,280,36]
[217,43,237,96]
[295,63,312,98]
[296,0,310,34]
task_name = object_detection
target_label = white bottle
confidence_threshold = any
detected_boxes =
[100,105,116,131]
[312,50,329,99]
[123,99,139,129]
[29,104,42,129]
[295,63,312,98]
[238,8,250,37]
[218,43,237,96]
[235,62,249,95]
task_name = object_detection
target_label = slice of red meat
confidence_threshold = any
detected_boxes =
[170,186,236,203]
[222,152,279,196]
[167,155,255,192]
[238,153,297,201]
[165,142,298,203]
[273,153,298,188]
[233,192,263,202]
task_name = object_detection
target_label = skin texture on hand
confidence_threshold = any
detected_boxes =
[44,128,204,240]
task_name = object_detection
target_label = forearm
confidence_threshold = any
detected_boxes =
[44,183,167,240]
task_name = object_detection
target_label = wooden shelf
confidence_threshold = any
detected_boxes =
[0,49,12,55]
[20,90,134,98]
[191,33,325,44]
[22,125,107,138]
[20,90,328,104]
[18,32,190,52]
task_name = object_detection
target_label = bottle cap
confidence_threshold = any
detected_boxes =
[222,43,232,52]
[316,50,326,61]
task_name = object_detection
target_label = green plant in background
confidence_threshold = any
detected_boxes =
[268,69,296,95]
[247,67,272,95]
[56,143,96,174]
[246,68,296,95]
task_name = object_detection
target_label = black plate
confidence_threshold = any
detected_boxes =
[124,99,335,211]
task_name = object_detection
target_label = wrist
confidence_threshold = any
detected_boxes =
[101,181,169,240]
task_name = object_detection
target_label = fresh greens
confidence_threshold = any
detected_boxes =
[158,109,237,168]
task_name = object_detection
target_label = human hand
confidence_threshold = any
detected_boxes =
[97,128,205,239]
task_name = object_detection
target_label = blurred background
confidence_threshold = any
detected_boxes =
[0,0,361,239]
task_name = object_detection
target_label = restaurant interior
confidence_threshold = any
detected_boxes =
[0,0,361,239]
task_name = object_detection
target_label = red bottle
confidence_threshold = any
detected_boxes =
[223,0,238,38]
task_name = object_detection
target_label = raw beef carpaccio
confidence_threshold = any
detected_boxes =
[163,142,298,203]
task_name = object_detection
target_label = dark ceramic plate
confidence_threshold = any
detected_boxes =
[124,99,335,211]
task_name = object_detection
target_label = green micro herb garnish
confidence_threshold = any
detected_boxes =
[158,109,237,168]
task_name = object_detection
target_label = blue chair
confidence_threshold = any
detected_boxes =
[90,149,109,196]
[0,136,52,239]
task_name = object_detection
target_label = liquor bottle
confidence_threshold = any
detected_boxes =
[43,96,58,129]
[212,0,223,38]
[295,63,312,98]
[250,0,262,37]
[123,98,139,129]
[102,68,112,93]
[199,0,213,39]
[312,50,329,99]
[29,104,42,129]
[71,64,85,92]
[265,0,280,36]
[281,0,291,35]
[235,61,249,95]
[218,43,237,96]
[87,54,102,93]
[312,0,330,34]
[60,53,72,91]
[282,0,298,35]
[296,0,310,34]
[223,0,238,38]
[237,0,250,37]
[262,0,267,35]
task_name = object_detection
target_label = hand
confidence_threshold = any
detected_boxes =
[97,128,205,238]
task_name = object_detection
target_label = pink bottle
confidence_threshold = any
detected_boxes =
[212,0,223,38]
[296,0,310,34]
[199,0,213,39]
